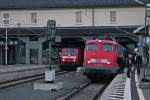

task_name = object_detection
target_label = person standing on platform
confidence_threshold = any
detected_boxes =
[134,52,143,75]
[126,53,133,78]
[117,53,125,73]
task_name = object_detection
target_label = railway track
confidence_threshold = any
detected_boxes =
[0,71,69,89]
[57,81,108,100]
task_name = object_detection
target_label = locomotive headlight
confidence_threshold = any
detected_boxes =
[73,59,76,62]
[88,59,96,63]
[62,59,65,62]
[107,62,110,64]
[88,61,91,63]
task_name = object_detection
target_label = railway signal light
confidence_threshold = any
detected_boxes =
[46,20,56,41]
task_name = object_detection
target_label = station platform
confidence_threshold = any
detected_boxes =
[0,64,53,83]
[135,67,150,100]
[100,68,150,100]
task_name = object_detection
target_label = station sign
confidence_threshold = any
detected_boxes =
[0,40,18,46]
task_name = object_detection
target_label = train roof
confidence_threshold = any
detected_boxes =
[86,39,117,45]
[62,48,79,50]
[86,39,127,51]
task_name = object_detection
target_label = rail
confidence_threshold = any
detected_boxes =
[57,81,109,100]
[0,71,69,89]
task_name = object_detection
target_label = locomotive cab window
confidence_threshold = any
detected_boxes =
[86,44,97,51]
[64,49,70,55]
[102,44,113,51]
[70,49,76,55]
[63,49,76,55]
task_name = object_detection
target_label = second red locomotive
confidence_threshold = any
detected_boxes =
[60,48,82,70]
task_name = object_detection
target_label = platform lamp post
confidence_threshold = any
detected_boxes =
[3,18,9,65]
[17,22,21,64]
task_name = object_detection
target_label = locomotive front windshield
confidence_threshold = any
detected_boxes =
[86,44,97,51]
[70,49,76,55]
[102,44,113,51]
[63,49,76,55]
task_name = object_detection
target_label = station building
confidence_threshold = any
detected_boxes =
[0,0,148,65]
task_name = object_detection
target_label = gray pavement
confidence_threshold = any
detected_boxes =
[136,66,150,100]
[100,72,127,100]
[0,64,51,83]
[100,68,141,100]
[0,64,59,73]
[0,71,88,100]
[1,64,149,100]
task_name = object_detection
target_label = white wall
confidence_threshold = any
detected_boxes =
[94,7,144,26]
[0,7,144,28]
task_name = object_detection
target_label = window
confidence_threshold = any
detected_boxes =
[31,13,37,24]
[70,49,76,55]
[63,49,76,55]
[30,48,38,64]
[86,44,97,51]
[146,10,150,17]
[76,11,82,23]
[20,44,26,64]
[102,44,113,51]
[3,13,9,24]
[117,45,121,52]
[64,49,70,55]
[110,11,116,23]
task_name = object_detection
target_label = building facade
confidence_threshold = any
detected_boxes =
[0,0,147,65]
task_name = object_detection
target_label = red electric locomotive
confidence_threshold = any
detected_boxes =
[78,39,125,80]
[60,48,82,70]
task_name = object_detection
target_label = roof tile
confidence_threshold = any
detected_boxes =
[0,0,145,9]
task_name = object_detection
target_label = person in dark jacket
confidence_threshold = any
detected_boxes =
[126,53,133,78]
[134,52,143,74]
[117,53,125,73]
[132,53,136,66]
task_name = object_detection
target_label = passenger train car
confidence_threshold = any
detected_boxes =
[78,39,125,80]
[60,48,82,70]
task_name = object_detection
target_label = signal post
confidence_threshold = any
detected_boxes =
[33,20,63,91]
